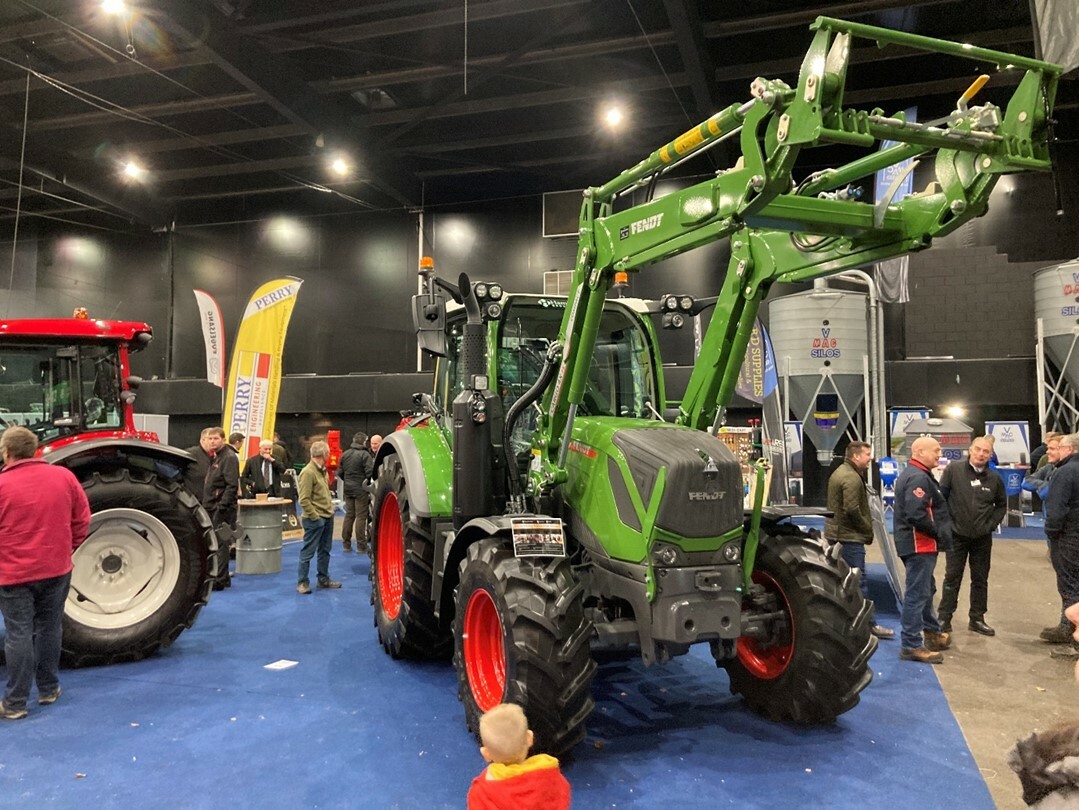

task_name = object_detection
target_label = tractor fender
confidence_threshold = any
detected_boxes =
[376,428,452,519]
[437,514,552,622]
[44,438,216,551]
[44,437,196,482]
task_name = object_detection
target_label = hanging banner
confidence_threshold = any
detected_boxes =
[985,421,1031,465]
[1032,0,1079,73]
[735,319,779,404]
[874,107,917,304]
[222,278,303,465]
[192,289,226,388]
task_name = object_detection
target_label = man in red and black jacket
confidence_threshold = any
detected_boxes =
[894,436,953,664]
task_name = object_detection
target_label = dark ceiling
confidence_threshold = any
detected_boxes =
[0,0,1074,232]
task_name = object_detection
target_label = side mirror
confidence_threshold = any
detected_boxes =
[412,293,447,357]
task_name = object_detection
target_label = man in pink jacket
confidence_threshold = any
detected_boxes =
[0,426,91,719]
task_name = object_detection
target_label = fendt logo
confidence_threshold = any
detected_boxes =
[619,213,664,239]
[688,490,725,501]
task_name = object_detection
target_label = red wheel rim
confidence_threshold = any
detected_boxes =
[376,493,404,620]
[736,570,794,679]
[463,588,505,711]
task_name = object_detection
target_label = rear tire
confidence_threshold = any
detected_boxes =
[726,534,876,723]
[453,538,596,757]
[369,455,451,659]
[63,468,215,667]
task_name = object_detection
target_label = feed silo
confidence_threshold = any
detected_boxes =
[768,282,868,463]
[1034,259,1079,433]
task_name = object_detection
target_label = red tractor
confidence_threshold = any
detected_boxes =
[0,314,216,666]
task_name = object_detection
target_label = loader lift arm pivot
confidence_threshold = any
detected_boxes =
[529,16,1060,498]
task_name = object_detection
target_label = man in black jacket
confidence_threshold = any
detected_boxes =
[204,427,240,530]
[241,439,287,498]
[184,428,215,502]
[339,432,374,552]
[938,435,1007,636]
[1043,433,1079,659]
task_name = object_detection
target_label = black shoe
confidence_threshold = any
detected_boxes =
[317,579,342,589]
[1041,623,1074,643]
[939,617,952,634]
[969,619,995,636]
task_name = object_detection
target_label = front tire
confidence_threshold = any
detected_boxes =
[726,534,876,723]
[369,455,451,659]
[453,538,596,757]
[63,468,215,667]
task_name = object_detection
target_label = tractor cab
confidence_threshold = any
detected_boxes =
[0,317,151,447]
[431,293,664,458]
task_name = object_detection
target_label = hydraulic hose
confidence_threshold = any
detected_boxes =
[503,341,562,508]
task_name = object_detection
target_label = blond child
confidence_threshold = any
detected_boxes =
[467,703,571,809]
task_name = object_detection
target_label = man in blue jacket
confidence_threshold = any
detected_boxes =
[894,436,953,664]
[1043,433,1079,660]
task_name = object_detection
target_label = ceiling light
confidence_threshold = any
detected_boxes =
[330,157,349,177]
[102,0,126,14]
[943,404,966,419]
[123,161,144,180]
[604,106,624,129]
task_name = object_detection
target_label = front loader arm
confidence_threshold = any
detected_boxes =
[528,15,1060,498]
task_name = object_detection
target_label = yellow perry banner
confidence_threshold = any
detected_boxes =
[222,277,303,466]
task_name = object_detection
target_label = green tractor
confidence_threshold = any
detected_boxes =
[368,17,1061,755]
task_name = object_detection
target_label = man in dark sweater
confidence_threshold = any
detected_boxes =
[1043,433,1079,660]
[338,432,374,553]
[938,435,1007,636]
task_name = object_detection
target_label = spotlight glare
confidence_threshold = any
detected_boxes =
[102,0,126,14]
[331,157,349,177]
[604,106,624,128]
[123,161,144,180]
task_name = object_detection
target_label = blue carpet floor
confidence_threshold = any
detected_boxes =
[0,541,994,809]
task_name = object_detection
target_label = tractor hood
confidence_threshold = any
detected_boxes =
[562,419,744,561]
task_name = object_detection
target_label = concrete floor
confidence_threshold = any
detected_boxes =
[868,537,1077,810]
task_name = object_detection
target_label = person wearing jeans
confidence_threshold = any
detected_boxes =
[824,440,894,639]
[1043,433,1079,660]
[893,436,953,664]
[0,426,91,719]
[296,439,340,594]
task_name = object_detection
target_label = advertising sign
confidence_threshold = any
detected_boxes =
[985,421,1031,465]
[223,278,303,465]
[193,289,226,388]
[735,319,779,404]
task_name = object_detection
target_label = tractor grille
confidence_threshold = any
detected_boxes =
[611,427,743,538]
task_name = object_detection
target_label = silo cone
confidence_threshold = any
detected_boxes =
[769,285,868,464]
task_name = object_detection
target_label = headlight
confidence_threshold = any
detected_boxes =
[475,283,488,299]
[680,295,693,312]
[489,284,503,300]
[722,543,741,562]
[665,295,678,311]
[486,302,503,320]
